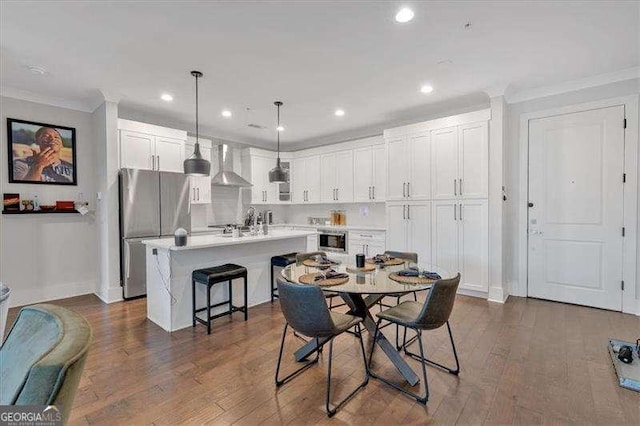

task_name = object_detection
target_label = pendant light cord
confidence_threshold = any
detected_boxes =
[277,103,280,159]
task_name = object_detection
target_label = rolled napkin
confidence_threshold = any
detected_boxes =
[312,254,338,265]
[396,268,442,280]
[372,254,391,264]
[314,269,349,281]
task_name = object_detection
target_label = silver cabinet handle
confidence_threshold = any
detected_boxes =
[368,186,371,200]
[403,182,406,197]
[157,156,160,170]
[151,155,155,170]
[460,179,463,196]
[407,182,410,198]
[454,179,457,196]
[403,204,406,219]
[407,204,410,220]
[460,203,463,220]
[454,203,457,220]
[372,186,375,199]
[336,188,339,200]
[334,188,337,201]
[197,188,200,201]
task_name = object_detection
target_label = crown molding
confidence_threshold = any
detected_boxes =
[506,67,639,104]
[0,86,99,112]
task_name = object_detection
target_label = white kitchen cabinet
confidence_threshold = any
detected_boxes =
[293,155,321,203]
[431,122,488,200]
[385,201,431,264]
[348,230,386,257]
[431,199,488,292]
[354,145,386,202]
[189,176,211,204]
[321,150,353,203]
[119,120,187,172]
[385,133,430,201]
[249,155,278,204]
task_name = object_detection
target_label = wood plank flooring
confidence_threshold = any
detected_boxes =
[5,293,639,425]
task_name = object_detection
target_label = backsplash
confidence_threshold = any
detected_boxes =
[270,203,386,227]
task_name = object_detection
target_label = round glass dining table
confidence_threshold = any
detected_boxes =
[282,260,453,386]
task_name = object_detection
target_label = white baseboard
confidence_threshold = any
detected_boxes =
[488,286,510,303]
[457,288,489,299]
[94,286,123,304]
[7,280,95,308]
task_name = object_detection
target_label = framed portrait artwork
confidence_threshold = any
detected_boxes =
[7,118,77,185]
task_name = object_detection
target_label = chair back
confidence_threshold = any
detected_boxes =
[413,274,460,330]
[276,278,336,338]
[295,251,328,264]
[384,251,418,264]
[0,304,92,425]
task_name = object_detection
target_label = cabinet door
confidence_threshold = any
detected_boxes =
[120,130,154,170]
[367,241,386,258]
[292,158,306,204]
[408,133,430,199]
[336,150,354,202]
[407,202,431,265]
[431,127,459,200]
[155,136,185,172]
[386,137,409,200]
[250,157,266,204]
[431,200,459,276]
[320,153,337,203]
[349,240,366,256]
[307,234,319,252]
[190,176,211,204]
[305,156,321,203]
[459,199,488,291]
[385,203,407,252]
[459,122,488,199]
[353,147,373,202]
[372,145,386,202]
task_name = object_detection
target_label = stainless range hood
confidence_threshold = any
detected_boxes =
[211,144,253,187]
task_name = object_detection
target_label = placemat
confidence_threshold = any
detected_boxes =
[388,272,436,285]
[366,257,405,267]
[302,259,339,268]
[298,273,349,287]
[346,264,376,273]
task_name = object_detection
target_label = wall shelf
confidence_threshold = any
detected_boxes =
[2,210,80,215]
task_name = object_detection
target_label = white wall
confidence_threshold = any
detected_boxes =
[0,97,98,307]
[504,79,640,311]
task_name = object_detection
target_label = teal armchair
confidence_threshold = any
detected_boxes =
[0,304,92,425]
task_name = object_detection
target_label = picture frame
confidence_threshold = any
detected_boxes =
[7,118,77,185]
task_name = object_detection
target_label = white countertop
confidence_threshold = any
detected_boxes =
[271,223,386,232]
[142,229,317,251]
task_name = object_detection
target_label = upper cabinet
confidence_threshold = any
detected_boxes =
[118,119,187,173]
[186,136,212,205]
[353,145,386,202]
[386,133,430,201]
[431,122,488,200]
[320,150,354,203]
[242,149,292,205]
[293,155,321,203]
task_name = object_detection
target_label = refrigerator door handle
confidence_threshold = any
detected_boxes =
[124,242,131,280]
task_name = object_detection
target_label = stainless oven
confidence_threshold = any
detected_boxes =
[318,229,348,253]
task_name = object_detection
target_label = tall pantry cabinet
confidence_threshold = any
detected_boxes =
[385,116,489,293]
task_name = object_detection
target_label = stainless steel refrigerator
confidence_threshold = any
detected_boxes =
[119,168,191,299]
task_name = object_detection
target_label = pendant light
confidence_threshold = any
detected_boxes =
[183,70,211,176]
[268,101,288,183]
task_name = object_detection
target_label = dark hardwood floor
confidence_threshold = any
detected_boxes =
[6,292,639,425]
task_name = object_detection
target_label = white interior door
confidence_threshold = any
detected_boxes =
[528,106,625,311]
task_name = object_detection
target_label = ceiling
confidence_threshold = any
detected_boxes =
[1,1,638,149]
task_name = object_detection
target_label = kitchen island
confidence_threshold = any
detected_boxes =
[142,229,316,332]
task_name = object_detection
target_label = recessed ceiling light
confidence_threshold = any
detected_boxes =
[420,85,434,94]
[395,7,414,23]
[27,65,46,75]
[161,93,173,102]
[335,109,345,117]
[221,110,232,118]
[276,125,285,132]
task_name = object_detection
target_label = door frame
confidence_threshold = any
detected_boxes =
[516,95,639,315]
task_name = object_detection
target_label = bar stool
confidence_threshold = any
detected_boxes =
[270,252,298,302]
[192,263,248,334]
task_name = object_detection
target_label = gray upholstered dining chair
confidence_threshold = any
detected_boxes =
[295,251,344,309]
[378,250,419,348]
[0,304,93,424]
[368,273,461,404]
[275,277,369,417]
